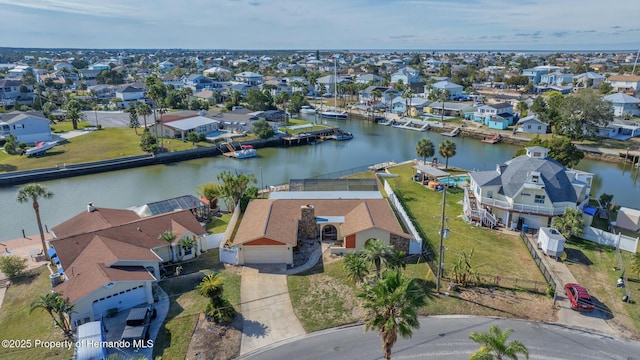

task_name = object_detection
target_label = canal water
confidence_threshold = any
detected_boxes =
[1,116,639,242]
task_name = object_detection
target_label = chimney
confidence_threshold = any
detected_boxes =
[87,202,96,213]
[297,204,317,240]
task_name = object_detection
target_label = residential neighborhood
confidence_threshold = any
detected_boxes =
[2,44,640,360]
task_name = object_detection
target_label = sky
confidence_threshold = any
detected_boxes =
[1,0,639,51]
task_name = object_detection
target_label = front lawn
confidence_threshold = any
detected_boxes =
[152,249,241,360]
[563,238,640,337]
[0,267,74,360]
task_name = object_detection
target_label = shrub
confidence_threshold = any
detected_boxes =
[0,255,28,278]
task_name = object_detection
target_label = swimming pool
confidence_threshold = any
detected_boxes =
[206,130,230,137]
[439,175,470,186]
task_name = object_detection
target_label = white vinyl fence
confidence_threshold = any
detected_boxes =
[582,226,638,253]
[384,180,422,254]
[219,203,242,265]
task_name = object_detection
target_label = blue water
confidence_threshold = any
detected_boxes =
[206,130,230,137]
[440,175,470,186]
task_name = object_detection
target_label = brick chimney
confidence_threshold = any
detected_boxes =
[297,204,317,240]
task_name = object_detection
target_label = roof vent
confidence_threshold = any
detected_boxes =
[87,202,96,213]
[137,227,142,232]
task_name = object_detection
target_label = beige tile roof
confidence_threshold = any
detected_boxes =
[608,75,640,82]
[234,198,411,246]
[51,210,206,304]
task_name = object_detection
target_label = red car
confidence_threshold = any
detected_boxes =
[564,283,595,312]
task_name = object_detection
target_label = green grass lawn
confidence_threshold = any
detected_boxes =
[152,249,240,360]
[205,213,232,234]
[563,238,640,337]
[386,163,544,282]
[0,267,74,360]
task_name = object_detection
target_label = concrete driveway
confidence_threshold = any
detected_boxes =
[240,265,305,355]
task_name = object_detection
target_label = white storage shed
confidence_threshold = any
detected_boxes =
[537,227,566,258]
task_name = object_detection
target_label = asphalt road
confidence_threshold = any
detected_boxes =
[239,316,640,360]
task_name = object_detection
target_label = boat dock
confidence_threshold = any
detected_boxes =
[441,127,461,137]
[481,133,502,144]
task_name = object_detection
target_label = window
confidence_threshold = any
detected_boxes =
[534,195,545,204]
[532,175,539,183]
[537,125,542,130]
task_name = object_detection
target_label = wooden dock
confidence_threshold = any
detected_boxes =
[441,127,460,137]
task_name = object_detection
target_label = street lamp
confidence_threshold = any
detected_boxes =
[436,176,450,294]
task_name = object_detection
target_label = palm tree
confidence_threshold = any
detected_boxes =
[358,270,427,360]
[469,325,529,360]
[630,253,640,280]
[361,239,393,278]
[551,208,584,239]
[439,140,457,169]
[31,292,74,337]
[17,184,53,261]
[137,103,151,129]
[343,253,369,284]
[416,138,435,165]
[64,99,86,130]
[196,272,224,300]
[196,182,223,211]
[159,230,177,262]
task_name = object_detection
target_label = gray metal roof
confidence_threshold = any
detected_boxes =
[413,164,449,178]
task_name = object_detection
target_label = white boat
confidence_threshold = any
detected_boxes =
[318,110,348,119]
[25,141,57,157]
[299,105,316,114]
[232,145,257,158]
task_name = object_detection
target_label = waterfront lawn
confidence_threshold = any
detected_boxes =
[385,163,544,281]
[205,213,232,234]
[563,238,640,337]
[0,267,74,360]
[153,249,241,359]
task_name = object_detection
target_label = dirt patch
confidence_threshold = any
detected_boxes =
[298,273,365,324]
[452,287,557,322]
[185,313,242,360]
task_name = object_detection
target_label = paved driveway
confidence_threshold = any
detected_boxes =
[240,265,305,355]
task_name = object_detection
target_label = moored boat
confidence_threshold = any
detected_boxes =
[299,105,316,114]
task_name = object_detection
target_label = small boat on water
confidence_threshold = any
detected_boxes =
[377,119,392,126]
[481,133,503,144]
[318,110,348,119]
[233,145,257,158]
[299,105,316,114]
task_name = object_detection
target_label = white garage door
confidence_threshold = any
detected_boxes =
[92,285,147,318]
[519,214,543,229]
[243,245,290,264]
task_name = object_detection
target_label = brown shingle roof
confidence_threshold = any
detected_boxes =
[51,210,206,304]
[51,207,141,238]
[608,75,640,82]
[234,198,411,246]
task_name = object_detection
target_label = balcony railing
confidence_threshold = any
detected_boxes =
[479,196,569,215]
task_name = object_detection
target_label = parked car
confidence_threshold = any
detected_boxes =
[564,283,595,312]
[120,305,156,345]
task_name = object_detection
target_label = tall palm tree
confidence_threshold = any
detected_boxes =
[439,140,457,169]
[469,325,529,360]
[159,230,177,262]
[416,138,435,165]
[343,253,369,284]
[361,239,393,278]
[358,270,427,360]
[64,99,86,130]
[196,272,224,300]
[17,183,53,261]
[137,103,151,129]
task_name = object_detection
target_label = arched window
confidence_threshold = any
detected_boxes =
[322,225,338,241]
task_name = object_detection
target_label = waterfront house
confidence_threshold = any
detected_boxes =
[358,86,399,106]
[426,101,474,118]
[465,147,593,230]
[602,93,640,117]
[152,114,219,139]
[472,102,515,125]
[391,96,430,115]
[516,115,549,134]
[231,192,412,264]
[606,75,640,95]
[0,111,52,144]
[49,206,207,328]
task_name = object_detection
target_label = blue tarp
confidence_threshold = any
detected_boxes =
[583,206,597,217]
[53,257,60,265]
[47,247,57,258]
[57,267,64,274]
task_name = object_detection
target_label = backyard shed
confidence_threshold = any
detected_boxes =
[537,227,566,258]
[616,207,640,232]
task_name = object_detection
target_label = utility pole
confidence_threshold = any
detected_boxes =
[436,177,449,294]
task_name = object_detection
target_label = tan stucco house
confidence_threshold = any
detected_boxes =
[232,192,412,265]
